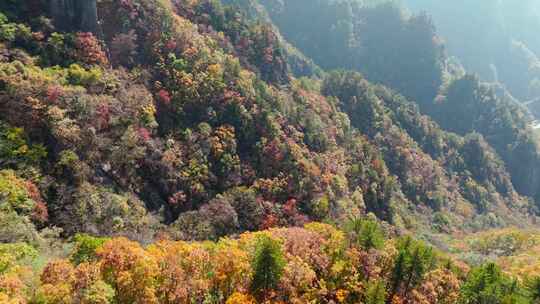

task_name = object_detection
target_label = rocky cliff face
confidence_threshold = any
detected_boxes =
[49,0,98,33]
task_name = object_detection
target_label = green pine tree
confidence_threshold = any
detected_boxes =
[364,280,386,304]
[250,234,286,300]
[389,237,435,299]
[460,263,528,304]
[526,276,540,303]
[356,218,385,250]
[346,217,385,251]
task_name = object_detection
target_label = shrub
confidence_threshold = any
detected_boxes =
[0,123,47,168]
[67,64,102,87]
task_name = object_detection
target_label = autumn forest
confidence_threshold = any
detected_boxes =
[2,0,540,303]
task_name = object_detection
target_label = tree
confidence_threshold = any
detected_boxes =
[390,237,435,299]
[250,234,286,300]
[346,217,385,250]
[526,276,540,303]
[364,280,386,304]
[97,238,159,304]
[70,234,108,265]
[460,263,527,304]
[226,292,256,304]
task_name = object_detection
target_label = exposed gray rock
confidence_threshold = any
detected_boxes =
[49,0,98,33]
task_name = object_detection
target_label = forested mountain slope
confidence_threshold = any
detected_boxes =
[1,0,540,303]
[256,0,540,205]
[404,0,540,105]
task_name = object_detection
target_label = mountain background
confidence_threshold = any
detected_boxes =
[403,0,540,116]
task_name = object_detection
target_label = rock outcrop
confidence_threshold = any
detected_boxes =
[49,0,98,33]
